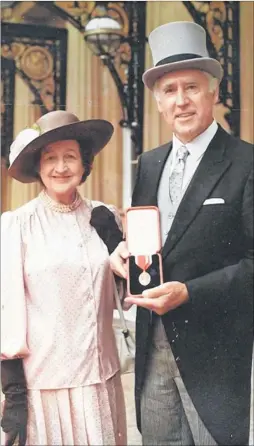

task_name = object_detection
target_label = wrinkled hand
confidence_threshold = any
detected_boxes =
[1,394,28,446]
[110,241,129,279]
[125,281,189,315]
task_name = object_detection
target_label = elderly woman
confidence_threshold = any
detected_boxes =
[1,111,127,446]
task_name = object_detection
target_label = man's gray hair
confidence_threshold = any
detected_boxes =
[204,72,218,92]
[152,70,218,99]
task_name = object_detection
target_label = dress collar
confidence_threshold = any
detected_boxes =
[39,189,82,213]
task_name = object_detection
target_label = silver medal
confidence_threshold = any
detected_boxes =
[139,271,151,286]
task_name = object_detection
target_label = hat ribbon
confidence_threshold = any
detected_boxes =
[155,53,202,67]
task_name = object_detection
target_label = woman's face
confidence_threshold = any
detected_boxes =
[39,140,85,202]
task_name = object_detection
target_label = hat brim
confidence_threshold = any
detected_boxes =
[8,119,114,183]
[142,57,224,90]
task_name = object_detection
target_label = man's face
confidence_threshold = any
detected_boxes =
[154,69,219,143]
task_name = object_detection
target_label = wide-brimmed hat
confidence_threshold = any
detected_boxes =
[8,110,114,183]
[143,21,224,90]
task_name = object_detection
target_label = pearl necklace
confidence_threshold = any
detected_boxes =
[39,189,82,213]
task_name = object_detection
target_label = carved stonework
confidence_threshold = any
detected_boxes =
[43,1,130,83]
[1,41,55,112]
[1,23,67,112]
[44,1,146,155]
[183,1,240,136]
[54,1,96,28]
[1,23,67,161]
[20,45,54,81]
[46,1,128,33]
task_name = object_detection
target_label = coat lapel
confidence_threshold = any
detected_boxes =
[135,142,172,206]
[162,126,232,259]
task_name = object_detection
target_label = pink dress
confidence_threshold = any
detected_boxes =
[1,191,127,445]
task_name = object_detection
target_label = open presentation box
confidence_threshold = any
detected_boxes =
[125,206,163,296]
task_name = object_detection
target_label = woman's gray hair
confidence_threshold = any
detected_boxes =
[78,144,94,184]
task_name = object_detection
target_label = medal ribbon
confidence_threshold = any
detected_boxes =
[135,255,152,272]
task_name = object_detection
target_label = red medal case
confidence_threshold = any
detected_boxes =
[125,206,163,296]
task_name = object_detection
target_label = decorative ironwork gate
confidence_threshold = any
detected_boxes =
[1,23,67,159]
[1,1,241,162]
[183,1,240,136]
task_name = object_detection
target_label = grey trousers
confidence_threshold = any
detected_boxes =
[141,319,217,446]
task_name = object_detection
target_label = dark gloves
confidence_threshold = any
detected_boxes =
[1,359,28,446]
[90,205,123,254]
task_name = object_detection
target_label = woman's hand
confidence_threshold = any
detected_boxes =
[1,359,28,446]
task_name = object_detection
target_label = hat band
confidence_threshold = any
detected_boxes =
[155,53,202,67]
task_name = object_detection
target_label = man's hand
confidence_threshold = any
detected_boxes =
[110,241,129,279]
[125,281,189,315]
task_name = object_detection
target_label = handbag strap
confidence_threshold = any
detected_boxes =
[89,202,130,337]
[112,279,130,337]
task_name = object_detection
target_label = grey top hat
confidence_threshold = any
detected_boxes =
[143,21,223,90]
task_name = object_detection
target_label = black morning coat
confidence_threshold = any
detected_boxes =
[132,125,253,446]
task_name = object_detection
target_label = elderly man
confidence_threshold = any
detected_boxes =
[110,21,253,446]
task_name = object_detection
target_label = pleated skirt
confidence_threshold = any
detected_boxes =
[25,372,127,446]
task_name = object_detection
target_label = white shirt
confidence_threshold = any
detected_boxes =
[158,120,218,244]
[171,119,218,191]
